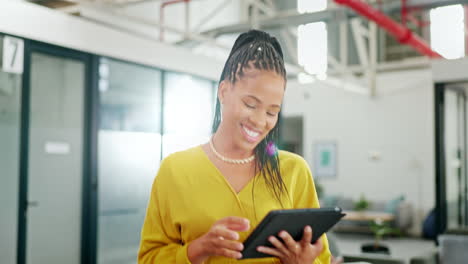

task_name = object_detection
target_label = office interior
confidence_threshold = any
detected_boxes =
[1,0,468,264]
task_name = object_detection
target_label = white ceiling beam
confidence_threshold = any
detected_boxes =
[192,0,232,33]
[369,21,378,97]
[351,18,369,69]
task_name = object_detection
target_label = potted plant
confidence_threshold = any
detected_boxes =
[354,194,370,211]
[361,218,400,254]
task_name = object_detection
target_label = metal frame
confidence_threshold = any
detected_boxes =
[434,82,447,237]
[82,54,99,264]
[457,89,468,227]
[434,82,468,235]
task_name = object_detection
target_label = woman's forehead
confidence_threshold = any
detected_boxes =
[233,70,285,102]
[236,69,284,88]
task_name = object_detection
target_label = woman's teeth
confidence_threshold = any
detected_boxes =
[243,126,259,138]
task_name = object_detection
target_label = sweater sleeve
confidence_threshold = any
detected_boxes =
[291,157,332,264]
[138,156,192,264]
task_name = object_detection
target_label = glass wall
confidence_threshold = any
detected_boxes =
[26,51,85,264]
[97,61,215,263]
[162,72,215,157]
[444,86,468,231]
[0,33,216,264]
[97,58,162,264]
[0,35,22,264]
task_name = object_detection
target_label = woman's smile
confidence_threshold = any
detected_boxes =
[241,124,261,143]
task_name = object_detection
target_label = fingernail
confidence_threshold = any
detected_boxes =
[233,233,239,240]
[257,246,263,252]
[280,231,286,237]
[237,253,242,259]
[268,236,275,242]
[306,226,312,232]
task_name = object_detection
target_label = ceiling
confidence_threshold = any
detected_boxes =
[28,0,468,91]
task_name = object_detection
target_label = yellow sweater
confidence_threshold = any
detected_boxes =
[138,146,331,264]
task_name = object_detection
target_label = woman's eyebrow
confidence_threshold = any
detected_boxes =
[245,95,281,108]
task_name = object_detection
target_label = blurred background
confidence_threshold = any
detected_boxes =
[1,0,468,263]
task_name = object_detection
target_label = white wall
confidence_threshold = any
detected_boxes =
[0,0,223,80]
[432,57,468,83]
[283,69,435,235]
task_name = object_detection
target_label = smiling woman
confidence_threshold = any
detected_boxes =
[138,30,331,264]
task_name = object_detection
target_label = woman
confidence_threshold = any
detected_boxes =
[138,30,331,264]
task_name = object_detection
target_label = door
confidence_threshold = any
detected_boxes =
[18,41,96,264]
[443,86,468,231]
[435,83,468,235]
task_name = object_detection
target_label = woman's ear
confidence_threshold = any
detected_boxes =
[218,80,230,105]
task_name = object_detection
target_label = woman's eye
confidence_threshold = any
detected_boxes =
[267,112,277,117]
[245,103,255,109]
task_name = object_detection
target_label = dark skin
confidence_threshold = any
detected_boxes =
[187,68,324,263]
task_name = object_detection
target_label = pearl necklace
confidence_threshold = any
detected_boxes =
[209,138,255,164]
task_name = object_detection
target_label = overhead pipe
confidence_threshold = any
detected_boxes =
[334,0,442,58]
[401,0,408,27]
[160,0,190,42]
[401,0,430,29]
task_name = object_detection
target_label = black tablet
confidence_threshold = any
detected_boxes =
[241,207,345,259]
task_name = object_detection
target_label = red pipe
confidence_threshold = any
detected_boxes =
[160,0,190,42]
[334,0,442,58]
[401,0,407,27]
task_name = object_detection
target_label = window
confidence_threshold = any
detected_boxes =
[297,0,326,13]
[430,4,465,59]
[162,72,215,157]
[97,58,162,264]
[297,0,328,79]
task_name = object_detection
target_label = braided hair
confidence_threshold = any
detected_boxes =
[212,30,287,204]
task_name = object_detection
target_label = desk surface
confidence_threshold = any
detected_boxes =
[343,211,395,221]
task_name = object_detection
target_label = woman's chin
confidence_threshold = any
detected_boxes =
[237,137,263,152]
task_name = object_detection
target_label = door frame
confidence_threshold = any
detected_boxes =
[434,82,468,236]
[17,39,98,264]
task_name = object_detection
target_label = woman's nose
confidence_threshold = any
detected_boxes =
[249,110,267,128]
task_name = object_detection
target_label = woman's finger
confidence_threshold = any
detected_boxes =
[278,231,299,252]
[211,225,239,240]
[257,246,283,258]
[268,235,289,255]
[214,247,243,259]
[313,237,324,253]
[218,216,250,231]
[301,225,313,246]
[214,237,244,252]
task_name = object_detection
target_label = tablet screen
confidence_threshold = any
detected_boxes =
[241,207,345,259]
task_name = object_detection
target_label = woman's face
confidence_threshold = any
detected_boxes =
[218,68,285,152]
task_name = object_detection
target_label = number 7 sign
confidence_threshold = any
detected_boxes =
[2,36,24,74]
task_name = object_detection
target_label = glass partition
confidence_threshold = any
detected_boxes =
[162,72,215,157]
[97,58,162,264]
[0,35,22,264]
[444,85,468,231]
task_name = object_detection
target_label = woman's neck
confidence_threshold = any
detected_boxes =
[212,125,255,160]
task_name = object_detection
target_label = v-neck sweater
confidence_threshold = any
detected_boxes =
[138,146,331,264]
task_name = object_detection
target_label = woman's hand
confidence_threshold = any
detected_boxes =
[256,225,324,264]
[187,216,250,264]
